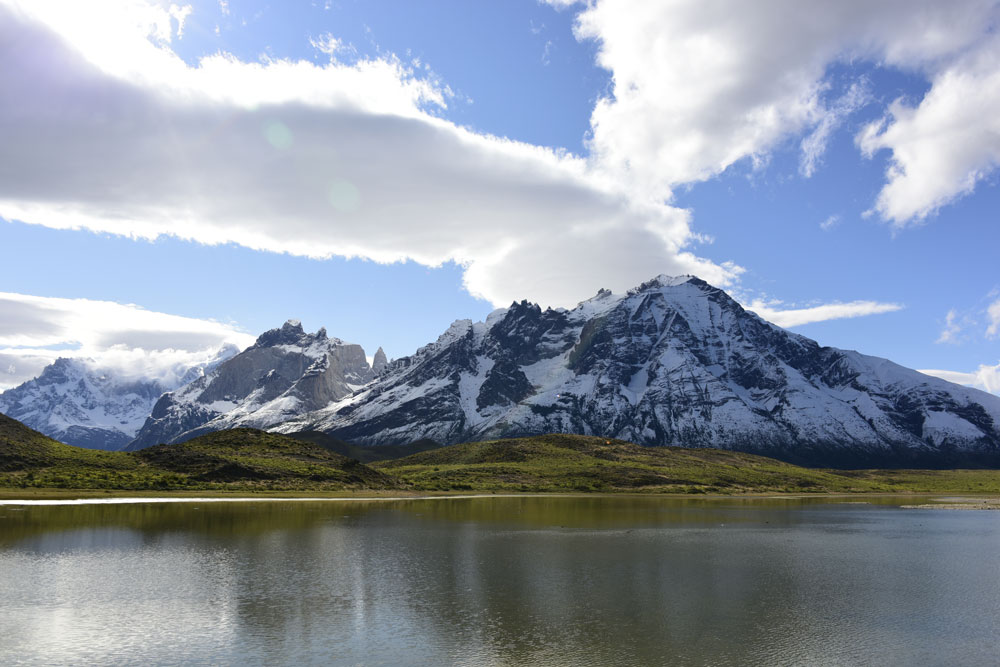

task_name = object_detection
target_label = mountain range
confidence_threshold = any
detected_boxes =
[0,346,236,450]
[124,320,377,450]
[4,275,999,466]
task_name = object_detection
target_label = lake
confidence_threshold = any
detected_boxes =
[1,495,998,666]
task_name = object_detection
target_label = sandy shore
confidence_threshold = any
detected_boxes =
[901,497,1000,510]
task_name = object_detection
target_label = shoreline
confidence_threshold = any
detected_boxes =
[2,488,1000,507]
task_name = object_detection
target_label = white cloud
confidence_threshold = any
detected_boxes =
[936,309,963,344]
[987,299,1000,338]
[819,215,840,232]
[859,35,1000,226]
[920,363,1000,396]
[168,4,192,39]
[744,299,903,328]
[800,81,870,178]
[0,292,254,390]
[0,0,739,310]
[550,0,1000,221]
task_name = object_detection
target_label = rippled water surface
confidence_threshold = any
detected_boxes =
[1,495,999,666]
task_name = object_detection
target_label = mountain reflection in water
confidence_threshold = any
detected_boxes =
[1,496,997,666]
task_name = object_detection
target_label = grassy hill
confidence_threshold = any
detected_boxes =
[373,433,1000,494]
[5,413,1000,495]
[136,429,393,488]
[287,430,442,463]
[0,416,392,491]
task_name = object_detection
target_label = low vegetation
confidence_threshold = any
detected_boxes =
[0,415,392,491]
[4,414,1000,495]
[375,433,1000,494]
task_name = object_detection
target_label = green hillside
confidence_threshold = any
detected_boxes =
[287,430,442,463]
[136,429,394,488]
[5,414,1000,495]
[0,416,392,491]
[374,433,1000,494]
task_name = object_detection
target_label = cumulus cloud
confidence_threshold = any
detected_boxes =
[0,0,738,310]
[920,363,1000,396]
[859,35,1000,226]
[933,298,1000,345]
[0,292,254,390]
[819,215,840,232]
[987,298,1000,339]
[744,299,903,329]
[936,309,964,344]
[551,0,1000,222]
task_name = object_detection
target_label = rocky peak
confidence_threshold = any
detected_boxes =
[35,357,78,385]
[0,349,235,451]
[372,347,389,374]
[273,273,1000,467]
[251,319,314,349]
[126,321,375,450]
[631,273,711,295]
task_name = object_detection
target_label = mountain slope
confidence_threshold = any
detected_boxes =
[0,411,143,475]
[0,347,237,450]
[373,433,881,492]
[134,429,394,487]
[126,321,374,450]
[276,276,1000,466]
[1,414,392,490]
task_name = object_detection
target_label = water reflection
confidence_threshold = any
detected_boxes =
[1,497,998,665]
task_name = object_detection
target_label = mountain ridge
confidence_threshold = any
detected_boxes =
[13,275,997,468]
[0,346,237,450]
[272,275,1000,467]
[125,320,376,450]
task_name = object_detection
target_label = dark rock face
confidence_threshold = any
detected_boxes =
[372,347,389,375]
[276,276,1000,467]
[125,321,373,451]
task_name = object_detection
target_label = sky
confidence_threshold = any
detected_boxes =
[0,0,997,394]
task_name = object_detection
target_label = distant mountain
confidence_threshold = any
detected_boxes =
[275,275,1000,467]
[0,347,237,450]
[126,320,375,450]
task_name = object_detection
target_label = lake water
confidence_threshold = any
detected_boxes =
[1,495,998,666]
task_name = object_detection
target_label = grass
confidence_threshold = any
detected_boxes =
[373,433,1000,495]
[4,413,1000,496]
[0,415,393,492]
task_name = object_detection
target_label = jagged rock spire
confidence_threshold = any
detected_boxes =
[372,347,388,374]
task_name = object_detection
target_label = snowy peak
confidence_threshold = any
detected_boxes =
[21,275,998,466]
[275,274,1000,467]
[251,319,333,350]
[126,321,373,450]
[0,347,239,450]
[628,273,701,294]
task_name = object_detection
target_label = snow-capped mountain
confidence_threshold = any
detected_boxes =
[125,320,374,450]
[0,346,238,450]
[274,276,1000,466]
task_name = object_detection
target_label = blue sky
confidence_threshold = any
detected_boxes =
[0,0,998,393]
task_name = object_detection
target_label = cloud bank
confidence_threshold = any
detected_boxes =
[920,363,1000,396]
[0,0,931,329]
[554,0,1000,222]
[0,0,739,310]
[0,292,253,390]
